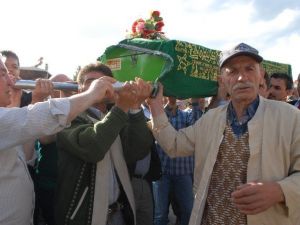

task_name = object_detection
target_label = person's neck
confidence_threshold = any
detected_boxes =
[231,97,256,121]
[167,102,177,115]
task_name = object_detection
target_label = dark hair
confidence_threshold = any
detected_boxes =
[77,62,113,84]
[0,50,20,66]
[263,71,270,89]
[270,72,293,90]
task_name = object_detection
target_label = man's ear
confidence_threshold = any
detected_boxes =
[259,66,265,81]
[287,88,293,96]
[217,75,224,87]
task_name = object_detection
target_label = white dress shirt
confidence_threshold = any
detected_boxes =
[0,99,70,225]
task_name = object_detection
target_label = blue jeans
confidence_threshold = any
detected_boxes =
[152,174,194,225]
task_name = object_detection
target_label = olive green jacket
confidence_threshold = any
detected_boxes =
[55,106,152,225]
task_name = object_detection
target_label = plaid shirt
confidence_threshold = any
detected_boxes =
[227,96,259,137]
[156,105,202,175]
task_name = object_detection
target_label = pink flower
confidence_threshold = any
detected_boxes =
[136,21,145,33]
[128,11,165,39]
[132,18,144,33]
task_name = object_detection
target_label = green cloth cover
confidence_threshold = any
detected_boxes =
[99,38,292,98]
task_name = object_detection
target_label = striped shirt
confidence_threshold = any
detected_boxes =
[227,96,259,137]
[156,105,202,175]
[0,99,70,225]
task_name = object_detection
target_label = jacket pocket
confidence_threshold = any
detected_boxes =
[70,187,89,220]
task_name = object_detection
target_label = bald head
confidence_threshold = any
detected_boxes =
[50,74,77,98]
[49,74,72,82]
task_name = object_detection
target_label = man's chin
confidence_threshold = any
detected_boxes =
[233,93,257,102]
[267,95,275,100]
[4,100,12,107]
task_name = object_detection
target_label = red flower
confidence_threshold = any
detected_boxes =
[132,21,138,33]
[155,21,164,31]
[128,11,165,39]
[142,29,152,38]
[151,11,160,18]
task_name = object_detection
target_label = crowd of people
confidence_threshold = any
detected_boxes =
[0,42,299,225]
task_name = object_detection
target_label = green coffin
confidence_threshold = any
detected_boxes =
[99,38,293,99]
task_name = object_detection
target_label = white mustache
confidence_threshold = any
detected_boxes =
[232,82,254,91]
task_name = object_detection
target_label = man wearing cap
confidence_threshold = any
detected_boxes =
[147,43,300,225]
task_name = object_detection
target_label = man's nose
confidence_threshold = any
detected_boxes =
[237,72,248,81]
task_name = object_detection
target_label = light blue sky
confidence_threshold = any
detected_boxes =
[2,0,300,79]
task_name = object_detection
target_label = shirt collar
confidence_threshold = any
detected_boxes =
[227,96,259,126]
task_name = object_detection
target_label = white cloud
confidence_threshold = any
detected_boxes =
[262,33,300,78]
[2,0,300,79]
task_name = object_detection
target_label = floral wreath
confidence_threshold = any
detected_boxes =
[128,11,166,39]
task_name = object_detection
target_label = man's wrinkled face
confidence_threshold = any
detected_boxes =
[268,78,290,101]
[221,55,263,104]
[3,56,20,78]
[0,60,13,106]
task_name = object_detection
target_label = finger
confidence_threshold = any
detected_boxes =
[105,85,115,98]
[35,79,42,89]
[44,80,52,92]
[129,80,136,89]
[131,89,137,96]
[232,184,258,199]
[40,79,47,91]
[135,76,140,83]
[137,78,150,91]
[122,81,131,90]
[232,193,260,205]
[239,206,266,215]
[236,183,253,190]
[49,80,54,91]
[157,82,164,97]
[234,200,263,211]
[135,77,146,87]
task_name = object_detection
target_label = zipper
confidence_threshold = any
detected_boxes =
[70,187,89,220]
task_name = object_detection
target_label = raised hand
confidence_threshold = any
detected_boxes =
[114,81,138,113]
[31,79,54,103]
[131,77,153,109]
[146,82,165,117]
[86,76,115,105]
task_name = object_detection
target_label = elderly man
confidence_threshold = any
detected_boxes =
[148,43,300,225]
[0,56,118,225]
